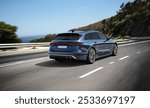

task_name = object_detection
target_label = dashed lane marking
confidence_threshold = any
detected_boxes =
[79,67,104,78]
[118,56,129,61]
[109,62,114,64]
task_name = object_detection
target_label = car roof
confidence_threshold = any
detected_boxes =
[58,30,102,35]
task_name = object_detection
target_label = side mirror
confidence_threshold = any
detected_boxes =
[104,37,110,42]
[104,37,109,42]
[107,37,111,40]
[107,35,112,39]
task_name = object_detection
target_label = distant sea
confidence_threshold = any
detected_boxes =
[20,35,45,43]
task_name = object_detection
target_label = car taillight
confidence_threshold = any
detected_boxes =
[50,42,83,46]
[67,42,83,46]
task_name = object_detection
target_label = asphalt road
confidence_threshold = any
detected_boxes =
[0,40,150,91]
[0,51,48,64]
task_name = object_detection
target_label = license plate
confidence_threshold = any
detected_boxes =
[58,46,67,48]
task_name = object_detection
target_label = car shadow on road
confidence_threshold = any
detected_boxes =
[36,60,88,67]
[36,55,113,67]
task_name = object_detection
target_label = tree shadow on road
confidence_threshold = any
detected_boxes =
[132,59,150,91]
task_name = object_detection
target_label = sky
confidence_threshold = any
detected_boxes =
[0,0,131,37]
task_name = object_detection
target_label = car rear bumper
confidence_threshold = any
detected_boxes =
[49,51,87,60]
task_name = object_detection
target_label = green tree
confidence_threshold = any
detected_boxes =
[0,22,21,43]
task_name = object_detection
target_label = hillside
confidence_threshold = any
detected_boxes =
[31,0,150,42]
[72,0,150,37]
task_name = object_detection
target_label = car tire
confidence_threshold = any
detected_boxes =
[112,44,118,56]
[86,48,96,64]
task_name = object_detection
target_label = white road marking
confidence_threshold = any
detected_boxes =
[118,56,129,60]
[0,57,48,68]
[119,40,150,47]
[79,67,104,78]
[109,62,114,64]
[145,49,148,51]
[137,52,141,54]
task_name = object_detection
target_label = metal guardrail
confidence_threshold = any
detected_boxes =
[0,36,150,49]
[130,37,150,40]
[0,42,49,49]
[0,40,134,49]
[0,40,125,49]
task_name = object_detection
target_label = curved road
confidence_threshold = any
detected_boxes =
[0,40,150,91]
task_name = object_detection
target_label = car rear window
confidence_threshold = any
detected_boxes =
[84,33,100,40]
[55,33,80,40]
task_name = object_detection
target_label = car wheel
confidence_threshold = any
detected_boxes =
[112,44,118,56]
[87,48,96,64]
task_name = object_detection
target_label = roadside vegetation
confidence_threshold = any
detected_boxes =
[31,0,150,42]
[0,22,21,43]
[73,0,150,38]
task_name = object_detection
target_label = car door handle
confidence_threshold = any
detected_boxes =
[94,42,97,43]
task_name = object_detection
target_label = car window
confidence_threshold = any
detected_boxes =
[84,33,100,40]
[98,32,107,39]
[55,33,80,40]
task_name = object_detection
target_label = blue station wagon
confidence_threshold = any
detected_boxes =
[48,30,118,64]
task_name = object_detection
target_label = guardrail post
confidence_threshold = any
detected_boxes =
[32,46,36,49]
